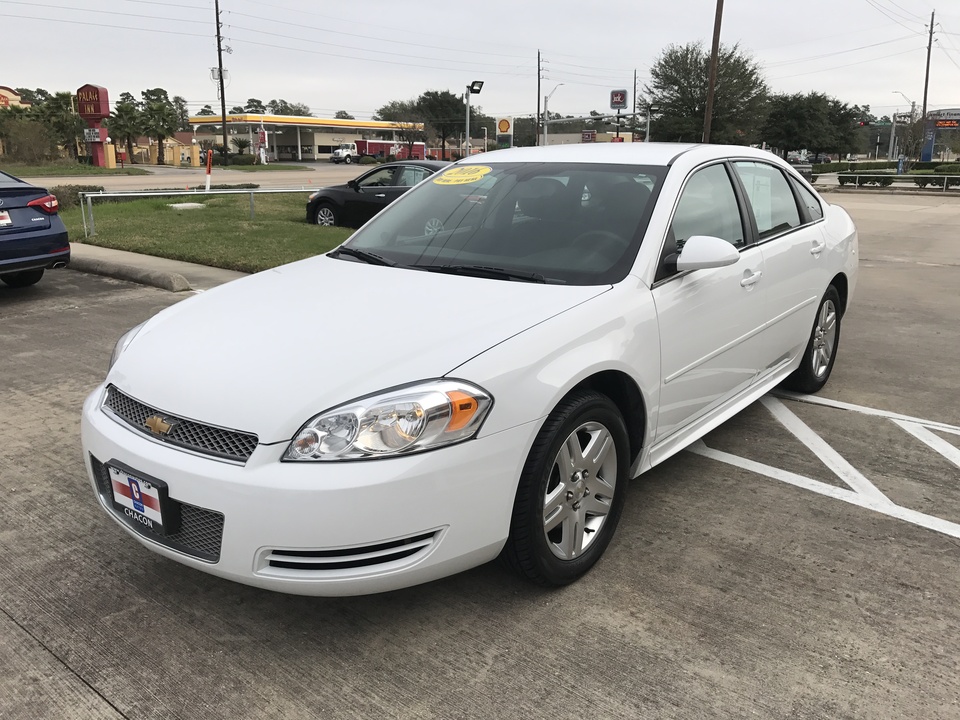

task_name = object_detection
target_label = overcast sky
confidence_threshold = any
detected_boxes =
[4,0,959,121]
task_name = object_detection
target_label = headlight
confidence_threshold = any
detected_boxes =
[108,322,146,372]
[283,380,493,461]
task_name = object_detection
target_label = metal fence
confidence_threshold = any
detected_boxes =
[77,187,316,238]
[830,173,960,192]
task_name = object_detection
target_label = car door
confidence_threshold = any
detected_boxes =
[730,161,826,372]
[651,162,767,442]
[344,166,399,226]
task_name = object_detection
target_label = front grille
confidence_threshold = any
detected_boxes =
[103,385,258,463]
[260,532,439,574]
[91,455,224,563]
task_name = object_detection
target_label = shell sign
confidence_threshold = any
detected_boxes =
[496,117,513,134]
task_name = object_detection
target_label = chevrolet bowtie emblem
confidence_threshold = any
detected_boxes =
[145,415,175,436]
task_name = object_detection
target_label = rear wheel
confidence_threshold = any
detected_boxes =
[1,269,44,288]
[314,204,338,227]
[783,285,841,393]
[501,390,629,586]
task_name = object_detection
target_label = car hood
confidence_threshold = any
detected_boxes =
[109,255,608,443]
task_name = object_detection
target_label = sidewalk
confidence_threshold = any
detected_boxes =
[68,242,247,292]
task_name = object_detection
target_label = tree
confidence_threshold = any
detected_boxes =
[232,137,251,154]
[245,98,266,113]
[644,42,768,144]
[335,110,355,120]
[37,92,84,159]
[172,95,190,131]
[230,105,245,114]
[267,99,313,116]
[140,88,178,165]
[0,114,58,162]
[417,90,465,159]
[107,98,142,163]
[197,104,216,116]
[13,88,51,106]
[373,99,426,158]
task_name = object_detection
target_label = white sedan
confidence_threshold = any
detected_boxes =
[81,143,857,596]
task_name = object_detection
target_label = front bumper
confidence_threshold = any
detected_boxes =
[80,385,536,596]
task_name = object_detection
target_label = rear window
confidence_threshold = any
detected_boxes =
[0,171,26,188]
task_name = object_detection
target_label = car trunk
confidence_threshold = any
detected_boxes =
[0,182,57,263]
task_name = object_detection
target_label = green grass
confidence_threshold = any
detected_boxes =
[224,163,312,172]
[61,193,353,273]
[2,161,150,177]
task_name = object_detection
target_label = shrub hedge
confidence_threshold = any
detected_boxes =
[837,174,894,187]
[50,184,106,208]
[229,154,256,165]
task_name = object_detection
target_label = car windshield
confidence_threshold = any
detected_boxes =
[341,162,666,285]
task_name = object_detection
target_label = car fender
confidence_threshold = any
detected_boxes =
[448,278,661,472]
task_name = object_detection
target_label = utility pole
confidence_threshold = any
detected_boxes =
[922,10,934,123]
[702,0,724,143]
[214,0,228,166]
[536,50,541,146]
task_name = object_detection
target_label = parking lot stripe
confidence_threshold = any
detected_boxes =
[760,396,888,503]
[892,420,960,470]
[773,391,960,435]
[690,440,960,541]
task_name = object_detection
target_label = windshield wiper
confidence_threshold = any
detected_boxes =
[329,247,396,267]
[415,264,546,283]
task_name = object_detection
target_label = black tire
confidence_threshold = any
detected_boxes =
[783,285,842,394]
[314,203,339,227]
[501,390,629,587]
[1,269,44,288]
[344,155,352,165]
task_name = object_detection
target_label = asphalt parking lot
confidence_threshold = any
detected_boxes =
[1,192,958,719]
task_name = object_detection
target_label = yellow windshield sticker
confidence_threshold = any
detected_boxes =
[433,165,493,185]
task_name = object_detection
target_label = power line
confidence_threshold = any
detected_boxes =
[764,34,918,67]
[0,0,207,23]
[223,36,531,77]
[1,12,210,37]
[224,22,532,70]
[122,0,210,10]
[862,0,926,33]
[769,46,924,80]
[876,0,925,21]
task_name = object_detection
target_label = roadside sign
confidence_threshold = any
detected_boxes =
[610,90,628,110]
[610,137,624,143]
[581,130,597,143]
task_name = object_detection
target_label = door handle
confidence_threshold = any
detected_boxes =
[810,241,825,255]
[375,193,386,198]
[740,271,762,287]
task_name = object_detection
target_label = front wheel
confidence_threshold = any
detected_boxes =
[344,155,352,165]
[1,269,44,288]
[501,390,629,587]
[314,203,338,226]
[783,285,842,393]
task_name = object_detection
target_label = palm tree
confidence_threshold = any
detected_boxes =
[107,101,142,163]
[38,92,84,159]
[141,99,178,165]
[231,137,251,154]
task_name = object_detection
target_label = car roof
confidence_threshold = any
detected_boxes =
[378,160,450,170]
[457,142,782,167]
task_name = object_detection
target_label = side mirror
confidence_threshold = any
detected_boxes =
[347,179,359,190]
[675,235,740,272]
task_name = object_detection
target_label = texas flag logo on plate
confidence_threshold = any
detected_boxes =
[109,466,164,532]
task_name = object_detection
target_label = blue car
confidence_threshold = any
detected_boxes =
[0,170,70,288]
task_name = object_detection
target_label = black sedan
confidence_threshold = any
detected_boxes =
[306,160,449,228]
[0,171,70,288]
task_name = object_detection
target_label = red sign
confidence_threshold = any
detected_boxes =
[0,95,9,108]
[76,84,110,121]
[610,89,628,110]
[610,137,624,143]
[581,130,597,143]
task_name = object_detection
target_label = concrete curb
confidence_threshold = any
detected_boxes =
[68,257,192,292]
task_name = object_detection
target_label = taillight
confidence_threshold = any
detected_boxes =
[27,195,59,215]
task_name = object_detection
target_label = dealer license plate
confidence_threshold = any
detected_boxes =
[0,211,11,227]
[109,465,168,534]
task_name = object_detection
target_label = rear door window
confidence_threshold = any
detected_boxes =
[733,161,801,239]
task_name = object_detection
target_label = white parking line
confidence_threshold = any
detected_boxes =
[687,395,960,541]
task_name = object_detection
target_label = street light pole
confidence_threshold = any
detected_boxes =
[543,83,563,146]
[482,126,487,152]
[464,80,483,159]
[645,104,660,142]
